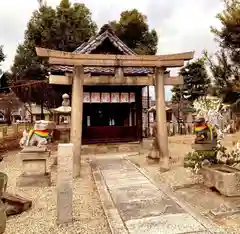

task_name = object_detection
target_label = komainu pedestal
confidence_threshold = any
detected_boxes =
[17,146,51,187]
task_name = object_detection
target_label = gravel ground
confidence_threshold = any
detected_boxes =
[0,150,111,234]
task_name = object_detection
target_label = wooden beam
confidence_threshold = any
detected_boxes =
[49,75,73,85]
[49,74,184,86]
[48,57,185,67]
[164,76,183,85]
[36,47,194,67]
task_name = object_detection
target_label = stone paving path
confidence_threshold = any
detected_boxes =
[91,154,224,234]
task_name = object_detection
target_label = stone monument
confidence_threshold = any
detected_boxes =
[57,144,73,224]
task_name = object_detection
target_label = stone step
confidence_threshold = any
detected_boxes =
[81,143,142,155]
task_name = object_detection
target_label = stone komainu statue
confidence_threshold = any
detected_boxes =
[193,117,217,145]
[19,120,56,148]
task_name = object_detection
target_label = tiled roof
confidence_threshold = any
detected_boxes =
[50,24,153,76]
[74,29,136,55]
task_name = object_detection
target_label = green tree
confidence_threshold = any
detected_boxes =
[0,45,5,66]
[12,0,97,81]
[11,0,97,117]
[0,72,11,93]
[204,50,240,104]
[110,9,158,55]
[211,0,240,64]
[207,0,240,105]
[171,58,210,102]
[171,85,184,102]
[0,46,8,93]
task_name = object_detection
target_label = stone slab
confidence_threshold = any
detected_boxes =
[102,170,145,181]
[101,168,139,177]
[17,173,51,187]
[105,177,150,189]
[125,213,206,234]
[117,196,185,221]
[95,159,135,171]
[109,184,162,203]
[92,170,128,234]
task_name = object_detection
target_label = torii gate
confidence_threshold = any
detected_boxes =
[36,47,194,177]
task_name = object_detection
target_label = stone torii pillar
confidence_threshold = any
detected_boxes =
[155,67,169,170]
[70,66,84,178]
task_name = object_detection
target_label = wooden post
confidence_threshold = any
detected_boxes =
[155,67,169,170]
[70,66,84,178]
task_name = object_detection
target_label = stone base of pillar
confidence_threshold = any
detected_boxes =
[17,173,51,187]
[159,157,170,172]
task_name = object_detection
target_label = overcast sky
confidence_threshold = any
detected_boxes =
[0,0,223,100]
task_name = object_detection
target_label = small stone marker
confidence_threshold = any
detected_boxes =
[57,143,73,224]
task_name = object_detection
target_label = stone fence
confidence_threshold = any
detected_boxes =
[0,124,33,139]
[148,120,238,137]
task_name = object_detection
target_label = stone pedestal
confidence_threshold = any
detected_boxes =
[192,143,216,151]
[17,147,51,187]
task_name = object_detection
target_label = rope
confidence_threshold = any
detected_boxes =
[0,80,47,91]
